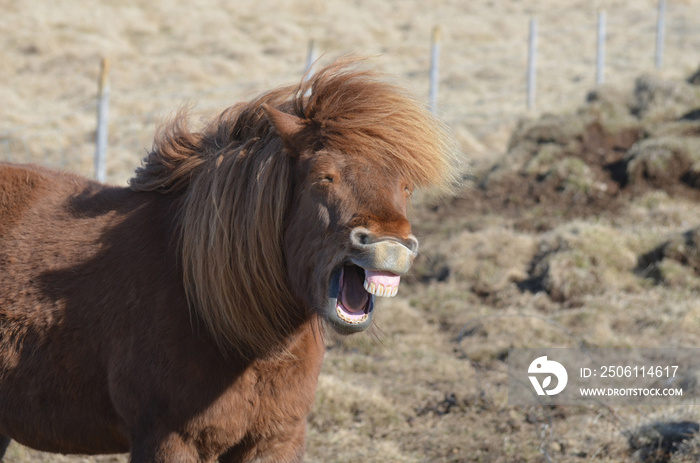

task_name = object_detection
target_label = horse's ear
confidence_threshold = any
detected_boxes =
[262,104,305,155]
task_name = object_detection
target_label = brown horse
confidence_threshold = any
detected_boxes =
[0,60,459,462]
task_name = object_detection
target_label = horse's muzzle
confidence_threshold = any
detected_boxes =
[348,227,418,275]
[324,228,419,335]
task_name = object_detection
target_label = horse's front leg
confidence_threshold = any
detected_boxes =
[129,434,204,463]
[218,420,306,463]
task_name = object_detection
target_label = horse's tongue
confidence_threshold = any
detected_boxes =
[341,266,370,313]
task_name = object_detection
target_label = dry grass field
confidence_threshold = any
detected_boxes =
[4,0,700,462]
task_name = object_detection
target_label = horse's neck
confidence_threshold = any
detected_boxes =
[240,319,325,416]
[253,319,325,374]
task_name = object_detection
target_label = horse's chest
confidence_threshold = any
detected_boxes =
[180,355,322,458]
[230,358,321,433]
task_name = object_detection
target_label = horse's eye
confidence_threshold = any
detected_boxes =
[404,186,412,196]
[321,175,334,184]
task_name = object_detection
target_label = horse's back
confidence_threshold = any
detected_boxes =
[0,163,57,235]
[0,163,110,303]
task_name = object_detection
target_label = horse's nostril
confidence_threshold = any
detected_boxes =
[350,227,373,248]
[350,228,419,254]
[406,235,419,254]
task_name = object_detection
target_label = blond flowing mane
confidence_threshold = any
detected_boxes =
[129,59,461,357]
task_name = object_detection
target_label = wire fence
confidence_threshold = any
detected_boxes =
[2,1,700,183]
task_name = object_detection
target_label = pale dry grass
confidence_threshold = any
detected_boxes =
[3,0,700,180]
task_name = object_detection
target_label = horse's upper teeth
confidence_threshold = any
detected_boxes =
[363,279,398,297]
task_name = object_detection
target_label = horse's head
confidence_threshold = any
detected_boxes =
[134,60,460,356]
[263,98,442,334]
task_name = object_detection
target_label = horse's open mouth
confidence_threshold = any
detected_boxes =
[326,263,401,333]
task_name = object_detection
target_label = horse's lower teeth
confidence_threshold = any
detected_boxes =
[336,306,368,324]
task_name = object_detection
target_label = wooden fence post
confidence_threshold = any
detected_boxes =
[527,18,537,110]
[596,11,606,85]
[305,39,317,79]
[655,0,667,69]
[429,26,441,113]
[95,57,110,183]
